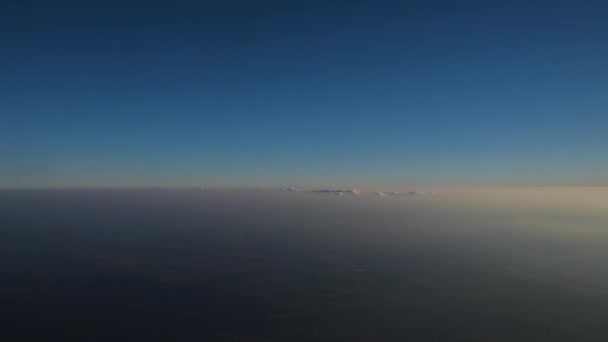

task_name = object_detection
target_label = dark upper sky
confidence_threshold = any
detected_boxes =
[1,0,606,187]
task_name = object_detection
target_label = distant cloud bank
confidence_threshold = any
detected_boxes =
[309,189,436,197]
[312,189,361,196]
[198,186,436,197]
[374,190,437,197]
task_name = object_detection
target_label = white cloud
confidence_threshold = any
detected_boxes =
[375,190,438,197]
[312,189,361,196]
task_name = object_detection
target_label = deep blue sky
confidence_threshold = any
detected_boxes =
[2,0,606,187]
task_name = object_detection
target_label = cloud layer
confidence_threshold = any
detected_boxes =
[199,186,437,198]
[374,190,437,197]
[312,189,361,196]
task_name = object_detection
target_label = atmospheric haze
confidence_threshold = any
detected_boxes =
[1,187,607,340]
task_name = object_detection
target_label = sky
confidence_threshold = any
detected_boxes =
[1,0,606,187]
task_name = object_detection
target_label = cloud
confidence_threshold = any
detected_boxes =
[383,191,416,197]
[197,186,436,197]
[312,189,361,196]
[375,190,438,197]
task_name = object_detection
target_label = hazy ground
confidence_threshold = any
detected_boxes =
[1,187,607,341]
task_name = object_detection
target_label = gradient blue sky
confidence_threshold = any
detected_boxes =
[1,0,606,187]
